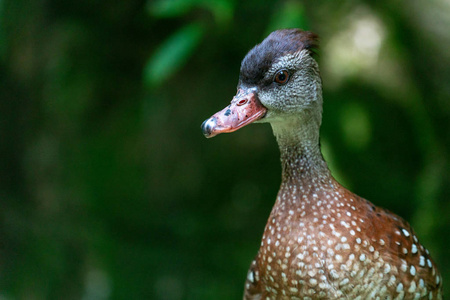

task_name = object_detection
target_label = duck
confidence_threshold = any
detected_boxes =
[201,29,442,300]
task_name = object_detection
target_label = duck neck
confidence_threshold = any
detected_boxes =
[271,113,334,198]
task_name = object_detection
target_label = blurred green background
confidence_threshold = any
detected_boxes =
[1,0,449,299]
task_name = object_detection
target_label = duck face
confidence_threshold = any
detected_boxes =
[240,49,322,124]
[201,29,321,138]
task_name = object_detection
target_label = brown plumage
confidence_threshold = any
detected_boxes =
[202,29,442,299]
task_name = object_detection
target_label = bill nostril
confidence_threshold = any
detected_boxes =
[237,99,248,106]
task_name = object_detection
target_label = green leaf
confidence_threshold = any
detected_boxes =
[143,23,204,88]
[265,1,307,35]
[148,0,234,25]
[148,0,195,18]
[200,0,234,25]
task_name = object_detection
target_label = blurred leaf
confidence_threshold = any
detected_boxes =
[201,0,234,25]
[143,23,204,88]
[266,0,307,34]
[148,0,195,18]
[148,0,234,24]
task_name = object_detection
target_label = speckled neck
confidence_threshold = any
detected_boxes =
[271,113,334,195]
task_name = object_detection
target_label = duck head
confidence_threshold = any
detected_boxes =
[201,29,322,139]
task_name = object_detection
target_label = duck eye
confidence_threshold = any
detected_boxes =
[274,70,289,84]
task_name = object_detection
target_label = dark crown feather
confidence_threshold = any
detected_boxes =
[240,29,319,85]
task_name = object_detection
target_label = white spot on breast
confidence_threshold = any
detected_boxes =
[339,278,349,286]
[396,283,404,292]
[359,254,366,262]
[330,269,339,279]
[400,263,408,272]
[374,251,380,259]
[388,275,396,285]
[419,256,425,267]
[402,229,410,237]
[410,265,416,276]
[419,279,425,288]
[411,244,418,254]
[340,220,350,228]
[247,271,254,282]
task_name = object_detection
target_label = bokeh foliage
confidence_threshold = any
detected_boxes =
[1,0,449,299]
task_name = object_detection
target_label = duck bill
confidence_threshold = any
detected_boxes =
[201,89,267,138]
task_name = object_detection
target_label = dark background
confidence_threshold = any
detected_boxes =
[1,0,449,299]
